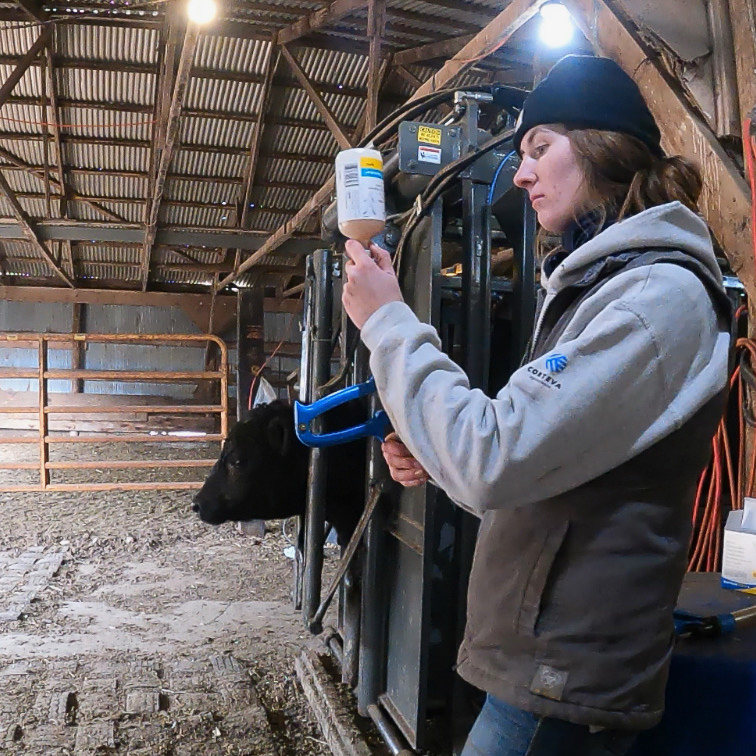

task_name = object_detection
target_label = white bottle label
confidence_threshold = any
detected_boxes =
[336,153,385,223]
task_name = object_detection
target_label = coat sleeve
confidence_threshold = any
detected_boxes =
[360,266,727,514]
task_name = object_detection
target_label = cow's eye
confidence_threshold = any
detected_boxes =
[227,457,242,470]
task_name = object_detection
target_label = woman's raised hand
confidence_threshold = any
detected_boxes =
[341,239,403,329]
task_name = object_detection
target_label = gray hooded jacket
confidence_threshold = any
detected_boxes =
[360,202,731,729]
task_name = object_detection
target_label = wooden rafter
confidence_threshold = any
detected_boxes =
[0,133,339,162]
[0,170,74,287]
[366,0,386,132]
[233,38,281,271]
[217,0,548,289]
[351,56,390,141]
[141,23,200,291]
[727,0,756,126]
[562,0,754,298]
[393,34,475,67]
[45,43,76,279]
[277,0,369,46]
[279,44,353,150]
[0,29,51,109]
[394,64,423,89]
[0,57,408,105]
[412,0,546,100]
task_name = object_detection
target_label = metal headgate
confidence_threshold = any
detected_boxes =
[0,332,228,493]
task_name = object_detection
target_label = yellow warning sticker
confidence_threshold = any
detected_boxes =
[360,156,382,170]
[417,126,442,146]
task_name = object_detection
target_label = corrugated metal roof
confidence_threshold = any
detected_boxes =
[164,177,239,206]
[57,68,155,107]
[269,124,337,157]
[64,143,150,172]
[161,204,229,228]
[195,35,271,76]
[0,62,41,99]
[262,158,333,187]
[0,4,538,293]
[170,149,247,179]
[256,185,314,212]
[184,75,263,114]
[179,115,255,151]
[69,171,147,199]
[56,23,160,65]
[0,22,42,56]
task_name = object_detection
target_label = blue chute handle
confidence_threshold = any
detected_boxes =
[294,377,391,447]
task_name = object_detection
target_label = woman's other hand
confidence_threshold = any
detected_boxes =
[381,432,430,488]
[342,239,403,329]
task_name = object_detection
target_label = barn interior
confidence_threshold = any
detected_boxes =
[1,0,756,754]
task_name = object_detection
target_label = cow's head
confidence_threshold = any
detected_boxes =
[192,401,310,525]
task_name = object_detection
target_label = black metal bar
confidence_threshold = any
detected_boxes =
[511,194,537,373]
[459,98,491,390]
[302,248,333,630]
[357,344,390,716]
[292,256,315,612]
[367,703,415,756]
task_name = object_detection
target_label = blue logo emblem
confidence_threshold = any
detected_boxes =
[545,353,568,373]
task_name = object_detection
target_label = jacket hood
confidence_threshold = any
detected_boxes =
[542,202,722,292]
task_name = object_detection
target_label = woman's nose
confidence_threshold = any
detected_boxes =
[513,157,534,189]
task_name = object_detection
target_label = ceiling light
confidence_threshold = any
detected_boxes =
[187,0,216,24]
[539,2,574,48]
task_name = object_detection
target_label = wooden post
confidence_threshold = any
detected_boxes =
[236,287,266,420]
[71,302,84,394]
[38,339,49,488]
[236,286,267,537]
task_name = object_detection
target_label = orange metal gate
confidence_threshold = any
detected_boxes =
[0,333,228,493]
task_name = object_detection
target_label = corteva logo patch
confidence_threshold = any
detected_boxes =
[545,353,568,373]
[527,366,562,389]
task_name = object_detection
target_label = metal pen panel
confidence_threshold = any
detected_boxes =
[0,332,228,492]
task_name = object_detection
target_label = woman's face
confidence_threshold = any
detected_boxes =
[513,126,586,233]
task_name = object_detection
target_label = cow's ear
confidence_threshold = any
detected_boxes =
[266,416,291,456]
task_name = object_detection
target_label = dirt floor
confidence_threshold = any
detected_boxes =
[0,436,351,756]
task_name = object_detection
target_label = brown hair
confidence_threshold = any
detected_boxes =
[565,128,703,228]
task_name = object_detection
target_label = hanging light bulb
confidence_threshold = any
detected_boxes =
[539,2,574,48]
[187,0,216,24]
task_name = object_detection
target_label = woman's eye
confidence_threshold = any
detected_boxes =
[533,144,547,157]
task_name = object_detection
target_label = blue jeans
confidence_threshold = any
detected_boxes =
[460,695,637,756]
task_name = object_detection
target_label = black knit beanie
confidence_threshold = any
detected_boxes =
[513,55,663,157]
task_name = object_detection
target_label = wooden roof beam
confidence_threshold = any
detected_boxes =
[0,170,75,287]
[412,0,546,100]
[365,0,386,133]
[141,22,200,291]
[0,27,51,109]
[45,41,77,279]
[234,38,280,271]
[393,34,474,67]
[562,0,754,298]
[276,0,369,46]
[279,44,353,150]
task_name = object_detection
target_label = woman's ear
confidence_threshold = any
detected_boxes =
[266,415,291,457]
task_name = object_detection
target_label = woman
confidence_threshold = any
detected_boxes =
[342,55,731,756]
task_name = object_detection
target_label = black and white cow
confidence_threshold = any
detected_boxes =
[192,400,367,546]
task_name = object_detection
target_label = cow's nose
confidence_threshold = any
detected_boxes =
[191,495,201,513]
